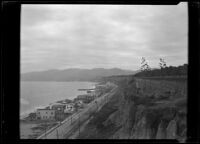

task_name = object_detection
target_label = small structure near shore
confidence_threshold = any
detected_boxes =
[87,89,96,97]
[76,94,95,103]
[51,103,66,120]
[64,103,75,113]
[51,103,66,112]
[36,109,56,120]
[76,100,84,107]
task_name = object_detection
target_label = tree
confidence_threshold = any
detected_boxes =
[159,58,167,76]
[141,57,151,72]
[140,57,146,71]
[159,58,167,69]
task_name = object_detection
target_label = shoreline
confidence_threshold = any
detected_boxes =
[20,83,99,139]
[20,82,97,120]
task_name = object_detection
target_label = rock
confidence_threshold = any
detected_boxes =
[156,121,166,139]
[132,116,148,139]
[112,127,129,139]
[166,120,177,139]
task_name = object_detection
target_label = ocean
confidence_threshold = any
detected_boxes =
[20,81,96,116]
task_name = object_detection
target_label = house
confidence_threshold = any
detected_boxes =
[64,103,75,113]
[76,94,95,103]
[76,100,84,107]
[51,103,66,120]
[77,94,88,99]
[51,103,66,113]
[87,90,96,97]
[77,94,95,100]
[36,109,55,120]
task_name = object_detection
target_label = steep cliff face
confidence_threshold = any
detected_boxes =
[77,77,187,141]
[105,77,187,141]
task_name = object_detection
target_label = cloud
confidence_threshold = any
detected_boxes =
[21,3,188,73]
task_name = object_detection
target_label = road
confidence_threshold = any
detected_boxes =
[37,84,118,139]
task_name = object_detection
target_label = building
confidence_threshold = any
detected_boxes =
[76,100,84,107]
[77,94,95,103]
[51,103,66,113]
[64,103,75,113]
[77,94,95,100]
[51,103,66,120]
[36,109,55,120]
[87,90,96,97]
[76,95,94,103]
[77,94,88,99]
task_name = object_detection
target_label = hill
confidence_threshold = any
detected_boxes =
[21,68,137,82]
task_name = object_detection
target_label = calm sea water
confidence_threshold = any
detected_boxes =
[20,81,96,116]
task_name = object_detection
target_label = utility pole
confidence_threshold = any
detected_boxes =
[56,129,59,139]
[119,107,120,120]
[71,115,72,125]
[78,113,80,137]
[45,121,47,139]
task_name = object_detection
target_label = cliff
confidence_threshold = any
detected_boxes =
[76,76,187,141]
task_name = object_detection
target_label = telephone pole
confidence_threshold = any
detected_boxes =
[44,121,47,139]
[78,113,80,137]
[71,115,72,124]
[56,129,59,139]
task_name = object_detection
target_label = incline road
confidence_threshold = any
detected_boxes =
[37,84,118,139]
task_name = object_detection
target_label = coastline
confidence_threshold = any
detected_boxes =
[20,81,97,119]
[20,82,98,139]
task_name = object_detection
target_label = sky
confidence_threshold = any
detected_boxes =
[21,3,188,73]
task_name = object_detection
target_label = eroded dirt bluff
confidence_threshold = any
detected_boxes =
[77,76,187,141]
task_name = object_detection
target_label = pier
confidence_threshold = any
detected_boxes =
[78,88,95,91]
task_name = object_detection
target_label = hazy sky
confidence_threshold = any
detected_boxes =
[21,3,188,73]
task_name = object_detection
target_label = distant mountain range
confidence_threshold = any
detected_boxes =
[21,68,138,82]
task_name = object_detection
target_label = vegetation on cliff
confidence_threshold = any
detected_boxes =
[135,64,188,77]
[76,75,187,141]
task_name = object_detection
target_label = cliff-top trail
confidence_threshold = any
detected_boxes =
[75,76,187,142]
